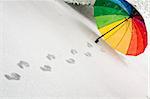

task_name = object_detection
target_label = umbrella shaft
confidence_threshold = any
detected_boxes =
[95,17,130,43]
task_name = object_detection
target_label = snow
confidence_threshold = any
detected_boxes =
[0,0,149,98]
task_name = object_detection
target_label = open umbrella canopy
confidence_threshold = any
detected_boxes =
[94,0,148,56]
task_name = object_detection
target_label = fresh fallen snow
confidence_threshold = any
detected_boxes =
[0,0,149,98]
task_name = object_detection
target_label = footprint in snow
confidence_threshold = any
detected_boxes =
[87,42,93,48]
[66,58,75,64]
[84,52,92,57]
[17,60,30,69]
[46,54,55,61]
[4,73,21,80]
[70,49,78,55]
[40,65,52,72]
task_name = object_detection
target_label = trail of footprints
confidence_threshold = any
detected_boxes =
[4,42,101,80]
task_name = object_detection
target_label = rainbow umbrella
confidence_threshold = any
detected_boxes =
[94,0,148,56]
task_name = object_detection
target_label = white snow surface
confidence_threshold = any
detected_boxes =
[0,0,149,98]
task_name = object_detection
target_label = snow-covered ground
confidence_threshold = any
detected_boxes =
[0,0,149,98]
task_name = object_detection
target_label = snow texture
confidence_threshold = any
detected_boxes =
[0,0,149,98]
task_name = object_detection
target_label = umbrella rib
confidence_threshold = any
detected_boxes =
[114,19,131,49]
[104,20,127,40]
[95,17,130,43]
[133,19,144,53]
[95,14,129,29]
